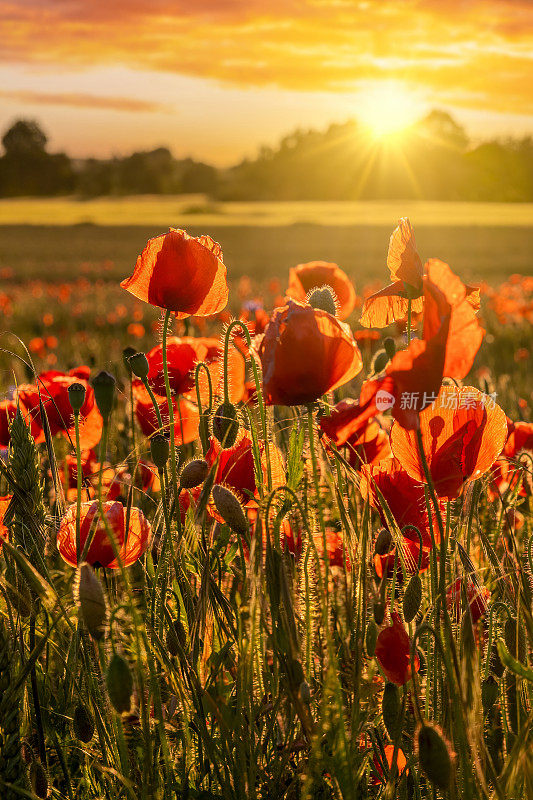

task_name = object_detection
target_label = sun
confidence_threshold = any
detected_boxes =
[355,81,426,141]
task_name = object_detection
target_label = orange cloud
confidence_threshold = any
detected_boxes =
[0,89,165,112]
[2,0,533,114]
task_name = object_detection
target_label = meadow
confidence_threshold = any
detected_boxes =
[0,207,531,800]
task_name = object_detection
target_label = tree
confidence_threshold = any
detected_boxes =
[2,119,48,156]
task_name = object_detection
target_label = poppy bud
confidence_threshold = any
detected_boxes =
[29,761,48,799]
[75,563,107,640]
[150,434,170,470]
[490,641,505,678]
[366,619,378,657]
[403,574,422,623]
[122,346,137,374]
[382,682,401,739]
[307,285,338,317]
[373,599,386,626]
[371,349,389,375]
[481,676,499,714]
[299,680,311,705]
[504,617,526,662]
[91,371,116,419]
[383,337,396,360]
[68,382,86,414]
[212,401,239,448]
[128,352,150,381]
[416,723,451,791]
[73,702,95,743]
[375,528,392,555]
[212,485,248,536]
[180,458,209,489]
[106,653,133,714]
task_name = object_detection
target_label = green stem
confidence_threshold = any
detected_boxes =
[406,298,413,345]
[306,404,328,575]
[162,309,180,519]
[74,410,82,564]
[222,318,271,491]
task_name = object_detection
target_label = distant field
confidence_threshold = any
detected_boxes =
[1,195,533,228]
[1,221,532,287]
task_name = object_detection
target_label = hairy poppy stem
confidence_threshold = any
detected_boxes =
[306,404,329,576]
[73,410,82,564]
[222,318,272,491]
[406,298,413,344]
[161,309,181,525]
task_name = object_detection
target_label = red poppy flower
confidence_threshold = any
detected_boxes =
[375,613,419,686]
[361,220,480,328]
[319,398,391,469]
[360,219,424,328]
[346,425,391,471]
[0,399,32,447]
[0,495,11,548]
[286,261,357,320]
[360,458,441,549]
[141,335,245,405]
[17,369,103,450]
[490,420,533,499]
[390,386,508,499]
[61,449,99,501]
[57,500,151,568]
[320,397,377,447]
[446,577,489,624]
[372,744,407,783]
[133,384,199,445]
[360,260,484,430]
[121,228,228,318]
[256,300,363,406]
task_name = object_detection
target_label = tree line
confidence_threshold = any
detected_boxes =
[1,111,532,201]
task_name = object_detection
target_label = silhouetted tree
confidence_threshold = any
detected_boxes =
[0,119,73,196]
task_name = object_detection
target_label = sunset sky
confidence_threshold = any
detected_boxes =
[1,0,533,165]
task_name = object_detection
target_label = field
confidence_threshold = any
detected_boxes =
[0,205,531,800]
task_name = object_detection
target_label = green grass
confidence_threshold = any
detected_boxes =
[2,196,533,227]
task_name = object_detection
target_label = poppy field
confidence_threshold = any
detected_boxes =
[0,218,532,800]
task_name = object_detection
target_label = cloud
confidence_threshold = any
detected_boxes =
[0,89,166,112]
[2,0,533,114]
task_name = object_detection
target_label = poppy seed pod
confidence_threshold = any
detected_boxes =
[150,434,170,470]
[416,723,451,791]
[73,703,95,743]
[128,352,149,381]
[212,401,239,448]
[75,563,107,640]
[67,382,86,414]
[211,485,248,536]
[106,654,133,714]
[307,285,338,317]
[91,371,116,419]
[180,458,209,489]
